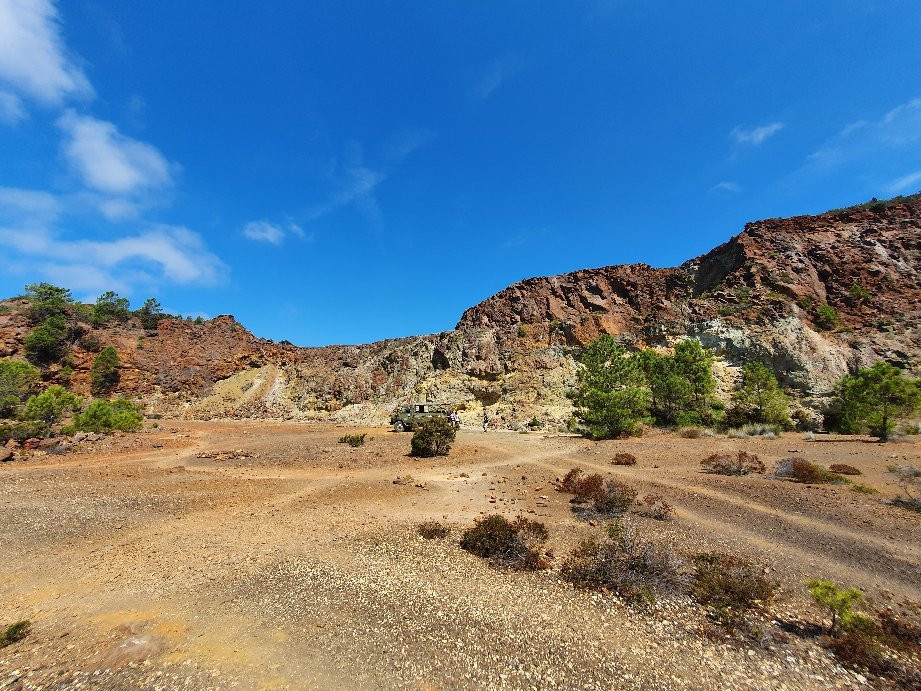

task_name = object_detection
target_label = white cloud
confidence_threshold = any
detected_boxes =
[711,181,742,194]
[307,144,387,229]
[471,55,523,102]
[731,122,784,146]
[384,127,436,162]
[886,170,921,195]
[57,110,173,196]
[0,89,25,124]
[0,186,60,223]
[0,223,226,291]
[242,219,310,245]
[0,0,92,104]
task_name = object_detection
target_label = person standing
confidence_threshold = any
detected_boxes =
[482,411,489,432]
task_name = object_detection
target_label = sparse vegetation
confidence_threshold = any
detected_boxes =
[68,398,143,434]
[815,303,840,330]
[24,283,72,324]
[848,283,872,304]
[692,553,777,626]
[828,463,861,475]
[136,298,167,330]
[637,494,674,521]
[774,458,847,484]
[831,362,921,441]
[592,479,637,516]
[92,291,131,325]
[24,315,68,365]
[700,451,765,476]
[0,420,47,443]
[90,346,121,395]
[613,452,637,466]
[417,520,450,539]
[889,464,921,512]
[561,520,682,603]
[410,416,455,457]
[850,483,879,494]
[338,433,366,447]
[460,514,549,570]
[0,620,31,648]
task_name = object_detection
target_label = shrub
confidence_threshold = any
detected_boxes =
[78,333,101,352]
[24,283,71,324]
[135,298,166,330]
[678,426,703,438]
[0,359,41,410]
[593,479,637,515]
[701,450,765,476]
[613,452,637,466]
[851,483,879,495]
[815,304,840,330]
[692,553,777,625]
[572,473,605,502]
[637,494,674,521]
[20,385,80,428]
[829,463,861,475]
[92,291,131,325]
[808,579,865,636]
[831,362,921,440]
[561,467,584,492]
[517,324,528,338]
[890,464,921,512]
[741,423,781,436]
[727,362,791,429]
[410,416,456,457]
[460,514,549,570]
[849,283,872,304]
[726,427,748,439]
[71,398,143,433]
[775,458,846,484]
[24,316,68,365]
[417,521,450,539]
[561,520,681,603]
[0,620,30,648]
[0,420,47,443]
[338,433,366,447]
[569,335,650,439]
[90,346,121,395]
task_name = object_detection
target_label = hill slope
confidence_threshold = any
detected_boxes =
[2,196,919,427]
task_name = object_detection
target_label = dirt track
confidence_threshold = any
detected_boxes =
[1,422,919,690]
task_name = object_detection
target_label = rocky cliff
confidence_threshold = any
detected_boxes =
[2,196,919,427]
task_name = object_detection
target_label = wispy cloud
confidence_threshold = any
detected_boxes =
[471,55,523,102]
[0,0,92,105]
[242,219,310,245]
[886,170,921,195]
[710,181,742,194]
[0,89,25,124]
[384,126,436,162]
[730,122,784,146]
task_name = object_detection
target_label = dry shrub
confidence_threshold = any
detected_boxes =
[0,620,30,648]
[417,521,450,539]
[561,521,682,604]
[829,463,861,475]
[338,433,366,447]
[678,426,703,438]
[700,450,765,476]
[572,473,605,502]
[593,479,637,515]
[613,452,637,466]
[561,467,584,492]
[460,514,550,570]
[775,458,846,484]
[638,494,675,521]
[692,553,777,626]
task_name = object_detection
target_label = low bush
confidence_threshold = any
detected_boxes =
[20,385,81,427]
[69,398,143,433]
[890,465,921,512]
[726,428,748,439]
[700,450,765,476]
[637,494,674,521]
[338,433,366,447]
[0,420,47,443]
[593,479,637,515]
[612,452,637,466]
[417,521,450,539]
[561,467,585,492]
[828,463,861,475]
[742,423,782,436]
[692,553,777,626]
[808,579,865,636]
[775,458,847,484]
[460,514,549,570]
[561,520,682,603]
[678,426,703,438]
[410,416,456,457]
[572,473,605,503]
[0,620,30,648]
[851,483,879,495]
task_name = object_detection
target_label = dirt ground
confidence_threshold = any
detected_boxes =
[1,421,919,690]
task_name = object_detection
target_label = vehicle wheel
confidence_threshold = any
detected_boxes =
[393,421,405,432]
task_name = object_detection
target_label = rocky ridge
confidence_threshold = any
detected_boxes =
[1,197,919,426]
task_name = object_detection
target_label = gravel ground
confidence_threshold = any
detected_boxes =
[0,421,918,689]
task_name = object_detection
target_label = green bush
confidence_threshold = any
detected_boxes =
[570,335,649,439]
[338,433,366,447]
[90,346,121,395]
[0,359,41,416]
[92,291,131,325]
[23,283,72,324]
[20,385,81,428]
[831,362,921,441]
[808,579,865,636]
[0,620,30,648]
[70,398,143,433]
[0,420,48,443]
[815,304,840,330]
[23,315,68,365]
[726,362,791,429]
[848,283,872,304]
[460,514,549,570]
[410,416,455,457]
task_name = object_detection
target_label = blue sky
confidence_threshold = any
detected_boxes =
[1,1,920,345]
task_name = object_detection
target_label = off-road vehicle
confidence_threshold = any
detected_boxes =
[390,402,451,432]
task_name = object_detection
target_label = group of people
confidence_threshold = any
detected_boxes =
[448,410,461,429]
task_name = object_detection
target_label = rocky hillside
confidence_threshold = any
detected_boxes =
[2,196,919,427]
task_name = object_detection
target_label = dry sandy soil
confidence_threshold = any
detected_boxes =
[1,422,919,690]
